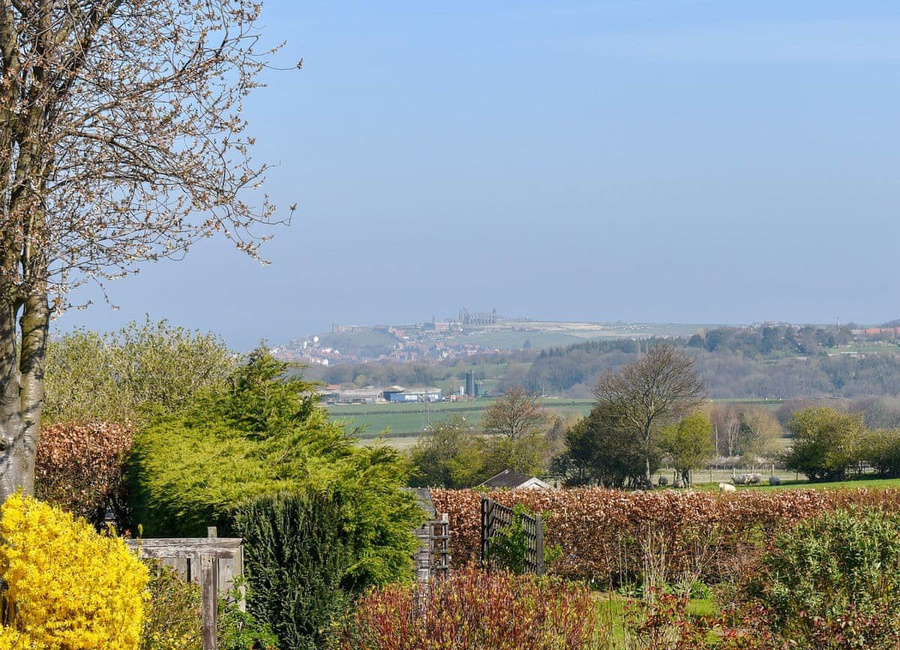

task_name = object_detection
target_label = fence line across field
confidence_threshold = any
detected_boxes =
[127,527,243,650]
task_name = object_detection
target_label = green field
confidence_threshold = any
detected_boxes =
[329,398,593,445]
[331,397,792,448]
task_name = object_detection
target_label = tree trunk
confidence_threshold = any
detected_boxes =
[0,287,24,502]
[0,286,49,502]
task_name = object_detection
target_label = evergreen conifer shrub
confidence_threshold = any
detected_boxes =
[230,492,351,650]
[129,348,422,587]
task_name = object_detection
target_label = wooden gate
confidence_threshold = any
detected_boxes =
[480,495,545,574]
[127,527,242,650]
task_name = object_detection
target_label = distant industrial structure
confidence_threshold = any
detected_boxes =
[383,386,443,403]
[319,385,442,404]
[463,371,485,398]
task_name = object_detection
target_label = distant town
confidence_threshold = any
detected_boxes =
[270,307,709,367]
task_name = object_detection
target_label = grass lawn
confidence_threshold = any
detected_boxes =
[597,593,718,645]
[691,476,900,491]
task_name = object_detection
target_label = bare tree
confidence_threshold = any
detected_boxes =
[481,385,548,440]
[594,345,706,486]
[739,407,783,467]
[708,404,742,457]
[0,0,283,501]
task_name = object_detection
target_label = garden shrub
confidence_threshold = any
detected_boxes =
[0,495,148,649]
[140,562,202,650]
[130,348,422,590]
[229,492,351,650]
[333,567,609,649]
[35,420,134,530]
[140,565,276,650]
[742,508,900,649]
[217,581,280,650]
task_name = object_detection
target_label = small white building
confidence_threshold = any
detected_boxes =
[478,469,551,491]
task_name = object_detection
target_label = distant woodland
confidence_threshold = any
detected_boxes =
[305,325,900,401]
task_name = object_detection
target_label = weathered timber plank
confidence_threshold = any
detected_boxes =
[200,554,218,650]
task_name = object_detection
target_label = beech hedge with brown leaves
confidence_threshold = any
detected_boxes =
[431,487,900,587]
[35,421,134,530]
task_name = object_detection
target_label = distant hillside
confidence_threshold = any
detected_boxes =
[524,325,900,399]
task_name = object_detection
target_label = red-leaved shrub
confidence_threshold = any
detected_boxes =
[334,567,610,649]
[35,420,134,529]
[432,488,900,587]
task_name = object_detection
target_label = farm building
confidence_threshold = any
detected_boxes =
[478,470,550,490]
[383,386,443,403]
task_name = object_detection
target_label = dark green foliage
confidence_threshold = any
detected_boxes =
[552,402,655,488]
[222,346,317,435]
[743,508,900,648]
[219,580,280,650]
[130,347,423,587]
[229,493,346,650]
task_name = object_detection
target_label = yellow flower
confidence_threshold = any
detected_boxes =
[0,494,149,649]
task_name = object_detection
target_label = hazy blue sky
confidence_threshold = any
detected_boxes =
[61,0,900,349]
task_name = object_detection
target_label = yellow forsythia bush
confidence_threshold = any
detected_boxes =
[0,495,149,649]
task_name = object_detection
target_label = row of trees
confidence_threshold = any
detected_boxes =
[551,346,787,487]
[782,406,900,481]
[411,347,792,489]
[407,386,566,488]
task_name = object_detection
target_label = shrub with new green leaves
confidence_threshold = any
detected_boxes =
[230,492,351,650]
[44,318,235,424]
[861,428,900,478]
[660,411,715,486]
[782,407,865,481]
[743,508,900,648]
[140,563,277,650]
[140,562,202,650]
[130,347,423,588]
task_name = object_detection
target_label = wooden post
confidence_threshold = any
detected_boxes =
[201,554,218,650]
[480,495,488,569]
[535,514,545,575]
[201,527,219,650]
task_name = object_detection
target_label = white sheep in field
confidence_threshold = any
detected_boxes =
[719,483,736,493]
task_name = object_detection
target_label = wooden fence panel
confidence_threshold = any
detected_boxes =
[480,495,545,575]
[127,527,243,650]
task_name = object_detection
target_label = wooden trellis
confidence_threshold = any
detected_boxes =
[414,513,450,584]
